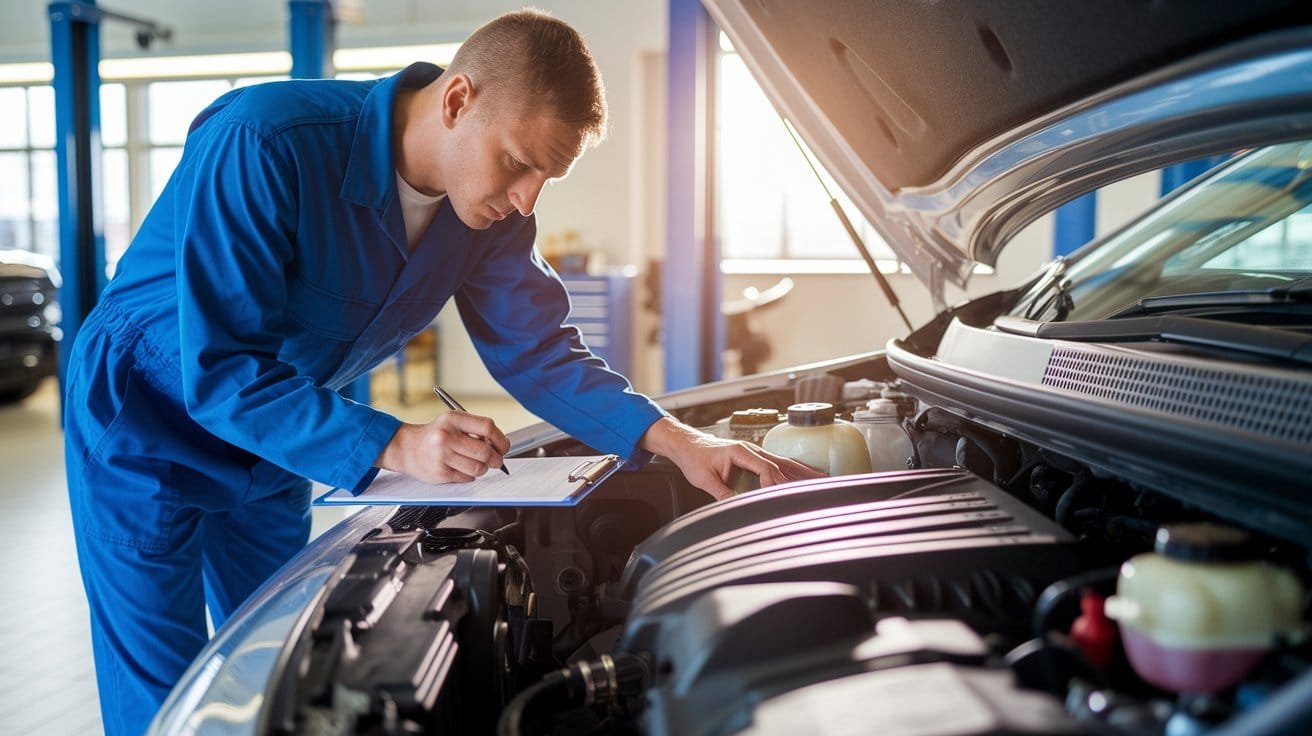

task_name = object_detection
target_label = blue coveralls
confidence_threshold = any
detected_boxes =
[62,62,665,734]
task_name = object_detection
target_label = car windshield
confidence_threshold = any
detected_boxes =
[1018,140,1312,322]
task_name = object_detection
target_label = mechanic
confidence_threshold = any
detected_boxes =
[62,10,819,734]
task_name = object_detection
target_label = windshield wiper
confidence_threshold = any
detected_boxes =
[1107,276,1312,319]
[994,314,1312,367]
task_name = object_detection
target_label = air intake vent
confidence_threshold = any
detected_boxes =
[1043,346,1312,444]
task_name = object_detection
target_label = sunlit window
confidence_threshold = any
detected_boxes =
[716,38,896,267]
[0,44,451,274]
[0,86,58,259]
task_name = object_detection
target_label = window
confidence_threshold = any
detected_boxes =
[715,35,896,270]
[0,86,54,258]
[0,44,453,274]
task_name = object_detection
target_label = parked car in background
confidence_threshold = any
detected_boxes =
[0,249,60,404]
[154,2,1312,734]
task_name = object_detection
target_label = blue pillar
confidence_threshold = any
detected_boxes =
[49,1,107,404]
[1161,155,1227,196]
[1053,191,1096,258]
[664,0,722,390]
[289,0,334,79]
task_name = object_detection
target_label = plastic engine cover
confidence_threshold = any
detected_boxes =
[617,469,1088,736]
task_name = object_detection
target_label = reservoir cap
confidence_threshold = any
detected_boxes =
[787,402,836,427]
[731,408,783,427]
[1155,523,1258,564]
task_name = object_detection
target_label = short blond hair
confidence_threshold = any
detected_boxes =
[447,8,608,148]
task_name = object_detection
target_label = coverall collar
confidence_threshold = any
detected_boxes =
[340,61,443,210]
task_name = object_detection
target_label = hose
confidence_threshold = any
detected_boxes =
[497,653,649,736]
[1032,568,1119,693]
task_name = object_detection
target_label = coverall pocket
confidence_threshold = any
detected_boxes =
[285,276,379,341]
[72,369,180,553]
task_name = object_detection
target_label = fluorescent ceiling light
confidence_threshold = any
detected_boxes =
[102,51,291,80]
[0,62,54,84]
[335,43,459,71]
[0,43,460,85]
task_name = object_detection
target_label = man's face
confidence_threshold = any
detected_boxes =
[431,80,586,231]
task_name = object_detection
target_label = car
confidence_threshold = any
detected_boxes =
[152,3,1312,735]
[0,249,60,404]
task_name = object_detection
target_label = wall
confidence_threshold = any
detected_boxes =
[5,2,1174,397]
[5,0,666,271]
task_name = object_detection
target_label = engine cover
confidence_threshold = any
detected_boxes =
[617,469,1088,736]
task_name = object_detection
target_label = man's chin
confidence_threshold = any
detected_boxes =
[451,204,493,230]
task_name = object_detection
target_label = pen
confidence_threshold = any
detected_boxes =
[433,386,511,475]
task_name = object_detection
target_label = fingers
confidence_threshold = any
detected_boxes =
[727,444,827,489]
[726,444,785,486]
[442,433,498,478]
[442,411,511,454]
[436,464,476,484]
[696,471,736,501]
[414,412,506,480]
[771,454,826,481]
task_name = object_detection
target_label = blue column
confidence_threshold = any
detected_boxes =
[1161,155,1227,196]
[1053,191,1096,258]
[664,0,722,390]
[289,0,334,79]
[49,1,107,404]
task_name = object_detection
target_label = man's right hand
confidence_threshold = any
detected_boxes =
[374,411,510,483]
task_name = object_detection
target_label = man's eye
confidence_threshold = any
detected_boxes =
[509,156,527,171]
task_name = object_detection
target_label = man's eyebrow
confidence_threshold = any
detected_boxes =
[512,149,546,172]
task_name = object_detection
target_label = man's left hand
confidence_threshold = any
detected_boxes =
[638,417,825,500]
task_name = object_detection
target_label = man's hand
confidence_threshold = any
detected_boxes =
[375,411,510,483]
[639,416,825,500]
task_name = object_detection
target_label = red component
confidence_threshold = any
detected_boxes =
[1070,589,1117,669]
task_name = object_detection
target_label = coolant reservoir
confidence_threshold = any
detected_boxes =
[1105,523,1305,694]
[726,409,783,494]
[851,398,914,472]
[762,402,872,476]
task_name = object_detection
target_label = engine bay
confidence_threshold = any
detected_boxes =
[276,352,1312,736]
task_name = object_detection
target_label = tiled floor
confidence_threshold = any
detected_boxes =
[0,362,538,734]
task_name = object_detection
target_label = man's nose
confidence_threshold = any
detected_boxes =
[508,177,546,217]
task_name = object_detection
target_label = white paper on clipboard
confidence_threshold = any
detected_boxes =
[313,454,622,507]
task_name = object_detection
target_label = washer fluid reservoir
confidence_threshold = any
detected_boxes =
[851,398,914,472]
[1105,523,1305,694]
[762,402,872,476]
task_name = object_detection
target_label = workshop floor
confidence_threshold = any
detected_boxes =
[0,359,538,734]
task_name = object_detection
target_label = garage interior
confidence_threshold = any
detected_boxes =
[0,1,1235,733]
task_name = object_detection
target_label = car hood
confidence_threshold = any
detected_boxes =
[702,0,1312,303]
[0,249,59,284]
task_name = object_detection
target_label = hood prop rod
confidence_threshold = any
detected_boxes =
[781,117,913,333]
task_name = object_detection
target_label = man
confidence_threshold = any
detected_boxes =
[63,9,818,734]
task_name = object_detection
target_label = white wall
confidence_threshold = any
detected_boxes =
[5,0,666,271]
[3,2,1173,396]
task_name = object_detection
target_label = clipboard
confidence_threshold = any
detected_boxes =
[313,454,623,507]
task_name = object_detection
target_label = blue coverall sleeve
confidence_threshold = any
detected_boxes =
[172,119,400,492]
[455,218,667,465]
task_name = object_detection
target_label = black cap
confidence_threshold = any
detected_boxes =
[1154,523,1258,563]
[787,402,836,427]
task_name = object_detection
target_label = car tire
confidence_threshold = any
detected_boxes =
[0,380,42,405]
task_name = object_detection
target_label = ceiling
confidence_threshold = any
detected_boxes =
[3,1,567,62]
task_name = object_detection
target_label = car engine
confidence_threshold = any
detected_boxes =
[278,352,1312,736]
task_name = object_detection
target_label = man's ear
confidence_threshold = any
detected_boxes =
[440,73,475,129]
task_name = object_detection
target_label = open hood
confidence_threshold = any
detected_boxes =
[702,0,1312,302]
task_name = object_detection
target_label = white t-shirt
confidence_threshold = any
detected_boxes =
[395,172,446,252]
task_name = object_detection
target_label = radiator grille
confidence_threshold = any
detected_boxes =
[1042,346,1312,444]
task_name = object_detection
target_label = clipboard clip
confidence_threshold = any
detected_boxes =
[568,455,621,485]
